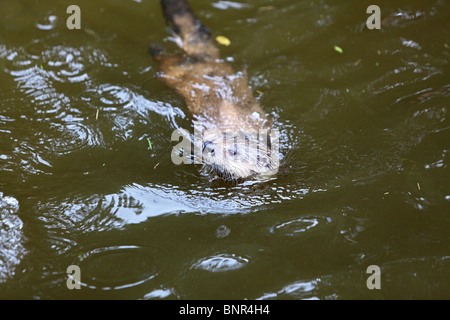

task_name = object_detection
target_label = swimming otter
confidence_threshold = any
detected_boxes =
[151,0,279,180]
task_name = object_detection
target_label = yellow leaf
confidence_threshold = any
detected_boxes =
[334,45,343,54]
[216,35,231,46]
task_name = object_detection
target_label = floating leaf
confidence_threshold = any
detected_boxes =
[334,45,343,54]
[216,35,231,46]
[147,138,153,150]
[40,65,44,70]
[258,6,274,12]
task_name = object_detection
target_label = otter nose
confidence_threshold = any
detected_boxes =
[203,141,215,153]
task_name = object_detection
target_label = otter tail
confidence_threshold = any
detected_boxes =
[160,0,220,60]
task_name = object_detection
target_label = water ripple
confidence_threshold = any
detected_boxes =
[47,122,93,154]
[73,245,159,291]
[0,193,27,284]
[257,279,320,300]
[88,84,133,109]
[36,14,58,31]
[269,216,331,236]
[191,254,249,272]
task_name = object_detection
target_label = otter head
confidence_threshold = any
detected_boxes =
[200,127,280,181]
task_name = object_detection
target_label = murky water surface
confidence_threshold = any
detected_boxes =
[0,0,449,299]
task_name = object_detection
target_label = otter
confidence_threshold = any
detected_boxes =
[151,0,279,181]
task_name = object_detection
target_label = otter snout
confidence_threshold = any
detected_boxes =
[200,130,280,180]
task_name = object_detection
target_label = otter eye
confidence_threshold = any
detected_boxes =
[259,157,269,166]
[203,141,215,154]
[228,149,238,157]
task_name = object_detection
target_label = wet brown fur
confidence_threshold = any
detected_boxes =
[152,0,276,180]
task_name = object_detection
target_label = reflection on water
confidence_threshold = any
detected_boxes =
[0,0,449,299]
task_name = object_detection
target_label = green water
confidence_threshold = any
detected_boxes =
[0,0,449,299]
